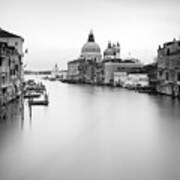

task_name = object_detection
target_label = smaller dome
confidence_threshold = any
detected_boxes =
[104,48,115,56]
[104,41,120,58]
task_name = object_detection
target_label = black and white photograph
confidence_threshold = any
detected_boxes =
[0,0,180,180]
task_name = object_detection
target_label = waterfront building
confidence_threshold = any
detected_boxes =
[156,38,180,96]
[82,60,97,84]
[114,71,149,88]
[67,59,84,82]
[104,41,120,60]
[102,59,143,85]
[67,59,97,84]
[0,28,24,56]
[67,31,102,83]
[67,31,144,86]
[51,64,59,79]
[80,30,102,62]
[114,72,127,86]
[0,96,24,121]
[94,62,104,85]
[123,73,149,89]
[0,28,24,105]
[143,63,157,91]
[59,70,68,81]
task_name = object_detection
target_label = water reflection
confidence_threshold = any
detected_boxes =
[0,96,24,162]
[28,104,32,127]
[0,77,180,180]
[0,97,24,127]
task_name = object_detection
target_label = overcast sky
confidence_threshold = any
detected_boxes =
[1,0,180,70]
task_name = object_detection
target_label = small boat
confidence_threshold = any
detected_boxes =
[48,77,56,81]
[24,91,41,98]
[28,93,49,106]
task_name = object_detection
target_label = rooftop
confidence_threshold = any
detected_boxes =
[163,38,180,47]
[68,59,83,64]
[0,28,23,40]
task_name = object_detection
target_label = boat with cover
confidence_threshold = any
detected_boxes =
[28,92,49,106]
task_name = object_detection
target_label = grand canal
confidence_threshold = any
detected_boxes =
[0,76,180,180]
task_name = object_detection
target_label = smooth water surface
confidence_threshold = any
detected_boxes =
[0,76,180,180]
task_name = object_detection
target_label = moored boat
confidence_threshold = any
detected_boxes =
[28,93,49,106]
[24,91,41,98]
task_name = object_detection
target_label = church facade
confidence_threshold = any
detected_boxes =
[67,31,102,83]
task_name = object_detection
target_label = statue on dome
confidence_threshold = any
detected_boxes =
[88,30,95,42]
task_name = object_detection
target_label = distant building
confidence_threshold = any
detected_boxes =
[67,31,144,86]
[123,74,149,89]
[143,63,157,91]
[51,64,59,78]
[156,38,180,96]
[68,31,102,83]
[59,70,68,81]
[0,28,24,105]
[67,59,84,82]
[102,59,143,85]
[114,72,127,86]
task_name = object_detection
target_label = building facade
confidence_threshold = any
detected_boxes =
[67,31,102,83]
[143,63,157,92]
[156,38,180,96]
[0,29,24,105]
[114,72,127,86]
[59,70,68,81]
[67,59,84,82]
[123,74,149,88]
[51,64,59,78]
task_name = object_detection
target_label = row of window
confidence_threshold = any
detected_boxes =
[159,71,180,81]
[0,57,20,67]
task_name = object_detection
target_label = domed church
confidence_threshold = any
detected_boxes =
[80,30,102,62]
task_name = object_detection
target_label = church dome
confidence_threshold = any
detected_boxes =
[104,42,120,59]
[104,42,113,56]
[80,31,101,61]
[104,48,115,56]
[81,42,101,54]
